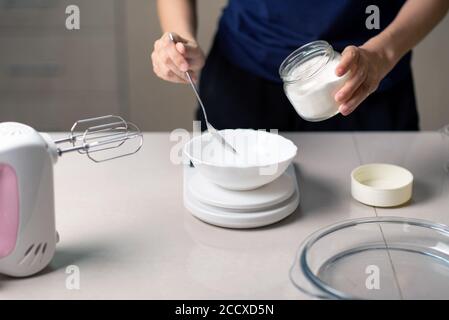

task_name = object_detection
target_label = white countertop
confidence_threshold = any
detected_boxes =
[0,132,448,299]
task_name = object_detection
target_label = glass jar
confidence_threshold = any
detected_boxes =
[279,41,349,122]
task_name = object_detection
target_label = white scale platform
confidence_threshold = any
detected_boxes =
[183,164,300,228]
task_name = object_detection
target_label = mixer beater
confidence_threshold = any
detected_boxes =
[53,115,143,162]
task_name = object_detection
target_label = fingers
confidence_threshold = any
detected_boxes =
[164,43,200,82]
[338,83,370,116]
[336,46,359,77]
[176,42,186,55]
[176,42,196,59]
[151,32,204,84]
[152,51,199,83]
[162,34,189,72]
[152,35,188,83]
[186,70,199,83]
[151,51,187,83]
[335,65,367,103]
[167,32,188,44]
[335,46,382,115]
[167,33,204,72]
[153,63,187,83]
[176,42,205,70]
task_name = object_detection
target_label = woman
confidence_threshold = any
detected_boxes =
[151,0,449,131]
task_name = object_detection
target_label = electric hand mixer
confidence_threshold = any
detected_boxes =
[0,115,143,277]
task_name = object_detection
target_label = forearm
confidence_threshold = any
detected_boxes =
[157,0,197,40]
[364,0,449,71]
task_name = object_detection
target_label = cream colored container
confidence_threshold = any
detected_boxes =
[351,163,413,207]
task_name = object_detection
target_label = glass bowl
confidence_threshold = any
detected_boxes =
[290,217,449,299]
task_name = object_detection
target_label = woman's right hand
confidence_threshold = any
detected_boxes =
[151,32,205,84]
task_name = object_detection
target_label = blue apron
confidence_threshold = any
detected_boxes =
[216,0,410,90]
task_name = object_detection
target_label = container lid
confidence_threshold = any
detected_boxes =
[290,217,449,299]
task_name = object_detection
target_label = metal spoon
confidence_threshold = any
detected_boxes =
[169,33,237,154]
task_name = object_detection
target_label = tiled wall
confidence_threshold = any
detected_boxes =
[0,0,127,130]
[0,1,448,131]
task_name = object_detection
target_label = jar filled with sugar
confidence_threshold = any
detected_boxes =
[279,41,349,122]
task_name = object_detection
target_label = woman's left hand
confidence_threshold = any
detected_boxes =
[334,44,394,116]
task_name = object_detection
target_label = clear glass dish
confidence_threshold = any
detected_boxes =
[290,217,449,299]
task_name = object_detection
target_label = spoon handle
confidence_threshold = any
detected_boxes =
[168,33,237,154]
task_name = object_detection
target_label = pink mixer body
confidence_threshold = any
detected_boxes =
[0,122,58,277]
[0,164,19,259]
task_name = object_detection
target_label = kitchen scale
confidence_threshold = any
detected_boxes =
[183,162,300,228]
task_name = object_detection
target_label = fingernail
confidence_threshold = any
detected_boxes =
[339,104,348,115]
[335,91,344,102]
[176,43,185,53]
[180,63,189,72]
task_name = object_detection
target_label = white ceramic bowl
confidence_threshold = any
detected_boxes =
[351,163,413,207]
[184,129,298,190]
